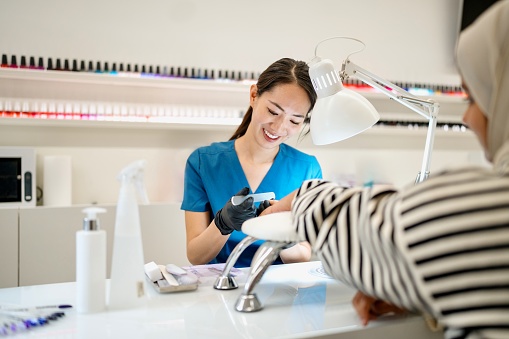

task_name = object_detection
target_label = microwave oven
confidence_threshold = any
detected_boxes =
[0,147,36,208]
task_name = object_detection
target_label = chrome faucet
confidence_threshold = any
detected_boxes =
[235,240,295,312]
[214,235,257,290]
[213,211,299,312]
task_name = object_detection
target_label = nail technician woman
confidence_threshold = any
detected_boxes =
[181,58,322,268]
[263,1,509,338]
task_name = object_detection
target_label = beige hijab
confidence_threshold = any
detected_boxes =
[456,0,509,172]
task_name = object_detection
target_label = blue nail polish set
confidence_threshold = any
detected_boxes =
[0,304,71,336]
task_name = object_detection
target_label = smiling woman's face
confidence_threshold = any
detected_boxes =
[247,83,310,149]
[462,83,489,155]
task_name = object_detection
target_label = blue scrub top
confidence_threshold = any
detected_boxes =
[181,140,322,267]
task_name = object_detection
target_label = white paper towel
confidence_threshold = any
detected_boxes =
[43,155,72,206]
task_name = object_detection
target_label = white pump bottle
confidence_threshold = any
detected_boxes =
[108,160,149,310]
[76,207,107,314]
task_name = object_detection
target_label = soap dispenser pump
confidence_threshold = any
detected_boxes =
[108,160,149,310]
[76,207,107,314]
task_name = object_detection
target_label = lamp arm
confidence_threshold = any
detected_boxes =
[342,59,440,183]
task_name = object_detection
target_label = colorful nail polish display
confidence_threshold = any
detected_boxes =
[0,52,466,96]
[0,98,246,122]
[0,52,467,128]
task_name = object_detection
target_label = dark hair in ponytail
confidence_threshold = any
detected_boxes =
[229,58,317,141]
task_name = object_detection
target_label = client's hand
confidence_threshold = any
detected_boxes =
[352,291,408,326]
[259,189,297,216]
[214,187,257,235]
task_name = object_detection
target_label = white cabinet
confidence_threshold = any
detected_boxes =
[0,208,18,288]
[19,205,103,286]
[17,203,188,286]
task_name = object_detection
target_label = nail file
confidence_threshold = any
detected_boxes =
[165,264,187,276]
[165,264,199,285]
[158,264,179,287]
[231,192,275,206]
[144,261,163,282]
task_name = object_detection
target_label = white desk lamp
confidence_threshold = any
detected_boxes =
[309,37,440,183]
[219,37,441,312]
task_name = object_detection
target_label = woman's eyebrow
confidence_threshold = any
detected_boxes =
[268,100,306,118]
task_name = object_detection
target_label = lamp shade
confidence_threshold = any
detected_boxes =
[308,57,380,145]
[310,88,380,145]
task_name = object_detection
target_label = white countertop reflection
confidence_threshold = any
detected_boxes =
[0,261,442,338]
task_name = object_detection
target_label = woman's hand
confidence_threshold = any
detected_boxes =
[352,291,408,326]
[214,187,257,235]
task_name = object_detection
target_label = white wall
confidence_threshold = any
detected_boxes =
[0,0,484,207]
[0,0,462,84]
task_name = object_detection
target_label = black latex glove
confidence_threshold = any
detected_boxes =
[214,187,257,235]
[256,200,271,216]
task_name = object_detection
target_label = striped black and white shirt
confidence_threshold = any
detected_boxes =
[292,166,509,339]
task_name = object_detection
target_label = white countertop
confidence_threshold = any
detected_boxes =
[0,261,442,338]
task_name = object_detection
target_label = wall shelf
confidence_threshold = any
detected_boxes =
[0,67,468,134]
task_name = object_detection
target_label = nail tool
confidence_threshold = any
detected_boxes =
[0,304,72,312]
[231,192,275,206]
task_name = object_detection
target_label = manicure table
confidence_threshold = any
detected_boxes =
[0,261,442,338]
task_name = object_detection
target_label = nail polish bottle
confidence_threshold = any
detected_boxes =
[78,60,86,72]
[118,63,130,77]
[20,56,28,69]
[28,56,36,70]
[47,58,54,71]
[36,57,44,70]
[54,58,63,71]
[1,54,8,68]
[9,55,18,68]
